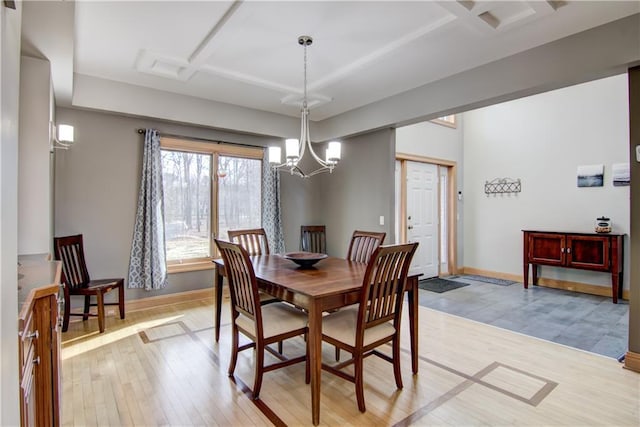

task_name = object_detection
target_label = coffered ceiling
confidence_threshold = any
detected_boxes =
[21,1,640,131]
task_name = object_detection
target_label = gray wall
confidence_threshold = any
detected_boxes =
[629,67,639,355]
[55,108,397,304]
[54,107,280,302]
[280,129,396,257]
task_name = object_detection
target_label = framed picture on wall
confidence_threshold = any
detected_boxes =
[612,163,630,186]
[577,164,604,187]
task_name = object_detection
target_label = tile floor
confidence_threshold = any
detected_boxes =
[417,276,629,359]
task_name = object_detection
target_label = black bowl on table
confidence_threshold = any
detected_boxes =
[284,252,328,268]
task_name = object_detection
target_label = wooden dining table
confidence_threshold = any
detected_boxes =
[212,254,420,425]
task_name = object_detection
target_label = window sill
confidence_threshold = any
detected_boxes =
[167,261,215,274]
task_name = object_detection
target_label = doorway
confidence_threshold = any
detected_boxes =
[396,155,457,277]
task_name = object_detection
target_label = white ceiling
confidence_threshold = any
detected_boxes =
[21,1,640,126]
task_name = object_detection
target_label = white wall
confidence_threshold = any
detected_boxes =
[463,74,630,290]
[396,120,463,161]
[18,56,53,255]
[0,2,22,425]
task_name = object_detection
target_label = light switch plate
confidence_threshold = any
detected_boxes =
[636,145,640,162]
[379,216,384,226]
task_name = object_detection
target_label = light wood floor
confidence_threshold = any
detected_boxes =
[61,297,640,426]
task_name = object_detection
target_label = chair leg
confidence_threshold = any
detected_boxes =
[354,353,366,412]
[252,342,265,399]
[305,333,310,385]
[335,346,340,361]
[228,327,239,377]
[392,336,403,389]
[83,295,91,321]
[277,341,283,354]
[62,294,70,332]
[118,283,125,319]
[96,292,105,333]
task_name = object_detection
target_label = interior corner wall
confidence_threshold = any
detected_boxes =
[628,66,639,354]
[18,56,52,255]
[463,74,631,290]
[280,129,396,256]
[325,129,396,257]
[1,2,23,425]
[53,107,279,303]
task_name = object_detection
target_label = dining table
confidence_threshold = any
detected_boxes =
[212,254,421,425]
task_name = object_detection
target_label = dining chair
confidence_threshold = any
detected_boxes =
[300,225,327,254]
[227,227,287,353]
[346,230,386,263]
[214,239,309,399]
[53,234,125,333]
[321,242,418,412]
[332,230,387,360]
[227,228,270,256]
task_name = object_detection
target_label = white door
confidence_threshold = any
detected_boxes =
[407,161,439,278]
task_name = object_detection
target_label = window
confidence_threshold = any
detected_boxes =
[160,137,263,272]
[430,115,457,128]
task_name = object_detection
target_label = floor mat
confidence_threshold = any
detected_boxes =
[418,277,470,293]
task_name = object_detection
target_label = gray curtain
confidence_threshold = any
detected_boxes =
[128,129,168,290]
[262,151,285,254]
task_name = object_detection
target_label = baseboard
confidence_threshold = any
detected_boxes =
[461,267,629,301]
[126,288,214,312]
[623,351,640,373]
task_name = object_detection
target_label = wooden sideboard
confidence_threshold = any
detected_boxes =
[522,230,624,303]
[18,255,62,426]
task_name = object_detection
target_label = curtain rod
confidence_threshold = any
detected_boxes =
[136,128,265,150]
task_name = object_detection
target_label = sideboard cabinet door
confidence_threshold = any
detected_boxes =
[528,233,565,266]
[566,235,610,271]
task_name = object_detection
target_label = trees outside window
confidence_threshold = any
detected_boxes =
[160,137,262,270]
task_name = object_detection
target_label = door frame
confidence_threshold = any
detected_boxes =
[396,153,458,275]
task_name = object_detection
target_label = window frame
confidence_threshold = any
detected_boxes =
[160,137,263,273]
[430,115,457,128]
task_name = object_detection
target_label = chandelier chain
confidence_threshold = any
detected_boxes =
[303,40,308,109]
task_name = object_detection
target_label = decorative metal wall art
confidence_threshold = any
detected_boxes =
[484,178,521,195]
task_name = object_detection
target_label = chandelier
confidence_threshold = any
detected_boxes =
[268,35,341,178]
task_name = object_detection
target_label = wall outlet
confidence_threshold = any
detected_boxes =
[107,309,115,316]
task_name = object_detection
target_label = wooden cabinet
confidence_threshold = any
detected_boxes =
[523,231,624,303]
[18,255,62,426]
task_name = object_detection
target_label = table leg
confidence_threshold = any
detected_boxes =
[408,277,419,374]
[308,299,322,425]
[215,268,223,342]
[611,271,619,304]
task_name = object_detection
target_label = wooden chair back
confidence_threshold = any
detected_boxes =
[346,230,386,263]
[214,239,262,329]
[357,243,418,338]
[227,228,270,256]
[53,234,91,289]
[300,225,327,254]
